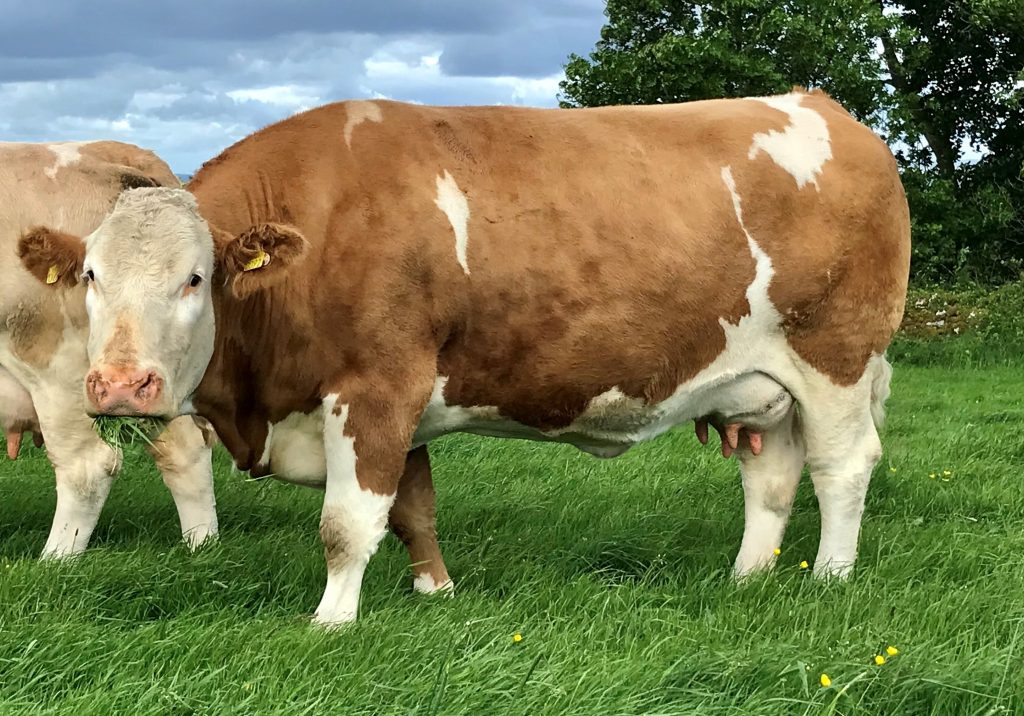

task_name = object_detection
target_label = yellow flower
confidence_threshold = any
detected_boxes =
[513,633,523,643]
[819,673,832,688]
[943,470,951,476]
[929,473,936,479]
[889,467,897,473]
[773,548,781,556]
[886,645,899,656]
[799,560,809,569]
[874,655,886,666]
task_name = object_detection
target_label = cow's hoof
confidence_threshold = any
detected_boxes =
[414,573,455,596]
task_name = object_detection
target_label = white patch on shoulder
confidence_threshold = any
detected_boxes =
[434,170,471,275]
[343,101,383,148]
[747,93,832,190]
[44,141,91,179]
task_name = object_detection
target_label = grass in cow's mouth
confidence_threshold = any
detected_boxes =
[92,416,167,449]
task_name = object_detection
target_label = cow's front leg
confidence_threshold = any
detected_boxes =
[41,431,120,558]
[315,386,428,627]
[148,416,218,550]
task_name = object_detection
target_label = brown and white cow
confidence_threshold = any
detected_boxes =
[1,140,217,555]
[20,90,910,626]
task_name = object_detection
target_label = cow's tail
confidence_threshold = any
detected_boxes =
[869,354,893,430]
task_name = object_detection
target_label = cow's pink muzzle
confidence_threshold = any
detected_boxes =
[86,366,164,416]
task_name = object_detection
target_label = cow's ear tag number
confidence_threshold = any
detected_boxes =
[243,250,270,272]
[45,265,59,284]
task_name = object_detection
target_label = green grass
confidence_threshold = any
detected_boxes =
[92,416,167,450]
[1,365,1023,715]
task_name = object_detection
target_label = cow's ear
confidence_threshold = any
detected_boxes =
[16,226,86,289]
[215,222,309,300]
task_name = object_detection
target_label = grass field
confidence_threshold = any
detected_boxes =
[1,364,1023,715]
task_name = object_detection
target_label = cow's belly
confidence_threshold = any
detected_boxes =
[259,370,794,485]
[412,371,793,457]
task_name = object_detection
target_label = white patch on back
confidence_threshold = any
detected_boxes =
[433,170,471,275]
[747,93,832,190]
[343,101,383,148]
[44,141,91,179]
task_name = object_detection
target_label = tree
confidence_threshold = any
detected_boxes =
[560,0,1024,283]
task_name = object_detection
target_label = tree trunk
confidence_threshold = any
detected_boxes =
[877,12,959,183]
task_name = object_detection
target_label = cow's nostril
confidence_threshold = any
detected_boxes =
[135,372,163,402]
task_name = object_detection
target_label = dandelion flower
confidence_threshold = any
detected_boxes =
[929,473,936,479]
[820,673,831,688]
[513,633,523,643]
[886,645,899,656]
[943,470,951,476]
[800,560,809,569]
[773,548,781,556]
[874,655,886,666]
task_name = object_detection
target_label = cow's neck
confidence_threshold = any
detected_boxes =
[193,287,320,472]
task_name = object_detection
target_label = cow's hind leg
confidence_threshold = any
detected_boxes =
[148,416,218,550]
[733,407,805,577]
[799,357,888,578]
[390,446,453,595]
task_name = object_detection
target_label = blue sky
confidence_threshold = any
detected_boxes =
[0,0,606,173]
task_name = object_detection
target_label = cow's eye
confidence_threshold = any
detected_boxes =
[82,269,95,284]
[188,274,203,288]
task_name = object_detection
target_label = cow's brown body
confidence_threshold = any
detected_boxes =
[187,93,907,468]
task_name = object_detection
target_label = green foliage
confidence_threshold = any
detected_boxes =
[891,281,1024,367]
[561,0,1024,285]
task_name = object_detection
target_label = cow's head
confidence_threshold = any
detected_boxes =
[17,187,308,418]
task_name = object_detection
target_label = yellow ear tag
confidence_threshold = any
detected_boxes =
[242,250,269,272]
[45,265,59,285]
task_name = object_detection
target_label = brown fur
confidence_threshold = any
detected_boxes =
[16,227,85,289]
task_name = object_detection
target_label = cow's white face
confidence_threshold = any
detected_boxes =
[81,189,216,417]
[16,187,309,419]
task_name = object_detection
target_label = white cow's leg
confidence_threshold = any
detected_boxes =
[799,370,884,579]
[733,409,805,577]
[148,416,218,550]
[314,393,406,627]
[40,425,120,558]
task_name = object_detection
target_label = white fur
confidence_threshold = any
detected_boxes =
[262,410,327,487]
[748,93,832,190]
[343,101,382,148]
[314,396,395,627]
[434,170,471,275]
[44,141,91,179]
[413,572,454,595]
[733,409,805,577]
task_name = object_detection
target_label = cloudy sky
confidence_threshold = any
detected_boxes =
[0,1,606,173]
